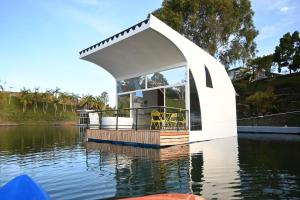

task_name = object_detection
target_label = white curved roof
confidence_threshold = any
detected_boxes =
[80,15,189,80]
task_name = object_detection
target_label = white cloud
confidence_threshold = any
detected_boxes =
[280,6,289,12]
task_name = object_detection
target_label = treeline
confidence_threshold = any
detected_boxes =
[0,84,109,115]
[245,31,300,81]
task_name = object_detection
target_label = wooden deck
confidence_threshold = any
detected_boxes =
[86,129,189,148]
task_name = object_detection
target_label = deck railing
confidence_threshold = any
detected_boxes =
[88,106,189,131]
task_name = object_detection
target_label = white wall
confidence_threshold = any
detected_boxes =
[150,15,237,142]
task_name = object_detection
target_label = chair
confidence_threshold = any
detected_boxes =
[178,113,186,129]
[150,110,162,130]
[166,113,177,129]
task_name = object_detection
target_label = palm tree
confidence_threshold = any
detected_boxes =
[32,87,40,113]
[51,87,60,116]
[58,92,68,112]
[41,90,52,114]
[92,96,105,110]
[19,88,32,113]
[70,93,79,112]
[79,95,94,109]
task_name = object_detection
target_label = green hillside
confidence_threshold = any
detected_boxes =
[0,94,78,125]
[234,73,300,126]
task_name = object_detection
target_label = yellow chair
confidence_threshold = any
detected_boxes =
[166,113,177,129]
[178,114,186,129]
[150,110,162,130]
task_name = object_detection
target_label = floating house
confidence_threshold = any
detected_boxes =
[79,15,237,146]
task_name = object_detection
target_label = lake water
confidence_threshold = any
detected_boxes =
[0,126,299,199]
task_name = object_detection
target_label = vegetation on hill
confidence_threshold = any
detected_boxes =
[0,85,109,124]
[234,73,300,126]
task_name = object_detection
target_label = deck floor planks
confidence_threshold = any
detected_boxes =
[86,129,189,147]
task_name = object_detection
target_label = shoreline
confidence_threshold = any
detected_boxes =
[0,121,77,127]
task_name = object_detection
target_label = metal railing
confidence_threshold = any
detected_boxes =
[89,106,189,131]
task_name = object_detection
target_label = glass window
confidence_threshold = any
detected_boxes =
[165,86,185,109]
[117,76,145,93]
[205,66,213,88]
[117,94,130,110]
[189,69,202,130]
[147,67,186,88]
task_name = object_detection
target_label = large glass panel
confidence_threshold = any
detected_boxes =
[189,69,202,130]
[117,94,130,110]
[132,89,164,108]
[165,86,185,109]
[117,94,130,117]
[147,67,186,88]
[117,76,145,93]
[132,89,164,130]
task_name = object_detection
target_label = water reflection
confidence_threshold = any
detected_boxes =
[0,126,299,199]
[86,138,241,199]
[238,135,300,199]
[189,138,241,199]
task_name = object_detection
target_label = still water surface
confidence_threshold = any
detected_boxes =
[0,126,299,199]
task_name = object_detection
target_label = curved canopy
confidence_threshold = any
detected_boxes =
[80,19,186,80]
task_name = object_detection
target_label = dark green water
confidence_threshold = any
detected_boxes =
[0,126,299,199]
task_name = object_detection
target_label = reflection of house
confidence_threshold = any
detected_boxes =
[80,15,236,143]
[227,67,249,80]
[85,137,241,199]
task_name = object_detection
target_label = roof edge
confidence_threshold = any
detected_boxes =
[79,17,150,57]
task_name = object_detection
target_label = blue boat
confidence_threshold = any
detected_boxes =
[0,175,51,200]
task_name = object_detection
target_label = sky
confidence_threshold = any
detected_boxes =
[0,0,299,106]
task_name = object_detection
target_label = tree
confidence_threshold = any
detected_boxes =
[41,90,52,114]
[148,72,169,87]
[247,54,273,80]
[70,93,79,112]
[79,95,94,109]
[19,88,32,113]
[58,92,69,112]
[273,31,300,73]
[92,96,105,110]
[32,87,40,113]
[51,87,60,116]
[100,92,109,106]
[153,0,258,67]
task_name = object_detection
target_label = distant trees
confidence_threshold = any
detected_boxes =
[51,87,60,116]
[32,87,40,113]
[273,31,300,73]
[41,90,52,114]
[247,54,273,80]
[19,88,32,113]
[148,72,169,87]
[235,31,299,81]
[79,92,109,110]
[153,0,258,68]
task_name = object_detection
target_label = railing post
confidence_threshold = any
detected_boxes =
[186,110,189,130]
[116,109,119,130]
[176,110,179,131]
[135,108,138,131]
[99,111,102,130]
